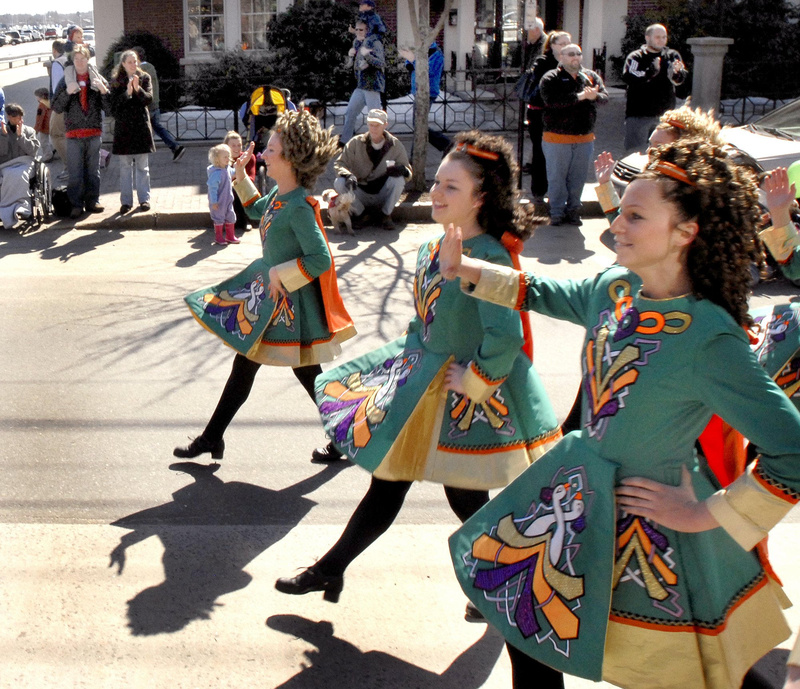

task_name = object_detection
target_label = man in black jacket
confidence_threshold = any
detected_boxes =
[622,24,688,152]
[539,44,608,226]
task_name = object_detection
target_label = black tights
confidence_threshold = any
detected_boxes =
[506,642,565,689]
[202,354,321,442]
[315,476,489,577]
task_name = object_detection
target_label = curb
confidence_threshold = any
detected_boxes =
[70,198,605,231]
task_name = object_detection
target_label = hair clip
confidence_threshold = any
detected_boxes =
[664,118,687,130]
[649,160,696,186]
[454,142,500,161]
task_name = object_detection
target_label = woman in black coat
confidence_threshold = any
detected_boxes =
[526,31,571,208]
[110,50,156,214]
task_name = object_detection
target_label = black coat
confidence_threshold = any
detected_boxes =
[109,70,156,155]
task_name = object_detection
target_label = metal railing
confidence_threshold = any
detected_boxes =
[155,67,524,142]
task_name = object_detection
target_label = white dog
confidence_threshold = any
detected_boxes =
[322,187,356,236]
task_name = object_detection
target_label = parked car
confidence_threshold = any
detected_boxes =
[45,27,58,39]
[83,30,95,49]
[611,97,800,194]
[5,30,22,44]
[20,30,33,42]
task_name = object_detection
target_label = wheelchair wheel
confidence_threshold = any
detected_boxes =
[40,163,53,221]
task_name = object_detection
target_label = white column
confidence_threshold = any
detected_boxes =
[93,0,125,64]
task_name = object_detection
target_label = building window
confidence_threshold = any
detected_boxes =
[188,0,226,52]
[240,0,276,50]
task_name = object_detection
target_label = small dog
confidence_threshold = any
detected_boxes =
[323,182,356,236]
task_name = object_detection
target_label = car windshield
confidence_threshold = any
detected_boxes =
[751,99,800,140]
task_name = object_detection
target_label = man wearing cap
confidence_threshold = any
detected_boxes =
[538,42,608,226]
[334,108,411,231]
[340,16,385,142]
[622,24,688,152]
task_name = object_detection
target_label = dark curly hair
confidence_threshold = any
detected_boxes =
[446,131,547,241]
[272,110,340,191]
[637,138,762,327]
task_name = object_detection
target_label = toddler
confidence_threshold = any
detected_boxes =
[207,143,238,245]
[223,130,255,230]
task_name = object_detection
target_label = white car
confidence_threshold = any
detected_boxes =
[612,98,800,194]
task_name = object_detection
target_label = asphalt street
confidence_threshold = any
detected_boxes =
[2,217,800,689]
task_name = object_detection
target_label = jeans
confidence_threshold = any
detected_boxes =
[149,109,178,152]
[341,88,382,142]
[335,175,405,216]
[541,139,593,221]
[66,135,101,210]
[624,115,658,153]
[118,153,151,206]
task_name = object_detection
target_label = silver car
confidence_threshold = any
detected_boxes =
[612,98,800,194]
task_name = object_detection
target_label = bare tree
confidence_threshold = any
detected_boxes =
[405,0,454,191]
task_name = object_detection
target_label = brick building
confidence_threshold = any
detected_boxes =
[94,0,639,80]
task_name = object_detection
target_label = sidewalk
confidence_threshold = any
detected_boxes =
[50,88,626,231]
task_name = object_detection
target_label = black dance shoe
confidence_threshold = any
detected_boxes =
[275,567,343,603]
[465,600,487,623]
[173,435,225,460]
[310,441,345,464]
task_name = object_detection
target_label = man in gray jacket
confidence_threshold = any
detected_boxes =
[0,103,40,229]
[334,109,411,231]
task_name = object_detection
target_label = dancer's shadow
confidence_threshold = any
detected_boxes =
[268,614,506,689]
[109,461,348,636]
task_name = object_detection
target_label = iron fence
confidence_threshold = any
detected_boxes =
[154,67,524,142]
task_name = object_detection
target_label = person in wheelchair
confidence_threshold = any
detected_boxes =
[0,103,40,230]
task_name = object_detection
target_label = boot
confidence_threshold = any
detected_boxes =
[225,223,240,244]
[214,224,227,245]
[173,435,225,460]
[275,566,344,603]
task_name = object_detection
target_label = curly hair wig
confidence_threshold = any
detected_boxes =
[653,104,724,147]
[272,110,340,191]
[638,138,762,327]
[445,131,547,242]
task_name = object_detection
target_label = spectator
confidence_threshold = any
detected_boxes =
[523,16,546,71]
[759,167,800,287]
[398,40,449,152]
[206,143,237,245]
[525,30,571,213]
[134,47,185,162]
[64,25,95,60]
[340,19,385,143]
[52,45,110,219]
[109,50,155,215]
[539,42,608,226]
[223,131,255,231]
[0,87,4,125]
[622,23,688,152]
[334,108,411,231]
[33,87,54,162]
[0,103,40,229]
[358,0,387,37]
[48,40,69,176]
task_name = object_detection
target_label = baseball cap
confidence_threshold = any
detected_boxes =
[366,109,388,125]
[360,0,376,7]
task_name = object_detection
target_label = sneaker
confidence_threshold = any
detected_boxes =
[14,208,31,221]
[86,203,104,214]
[172,146,186,162]
[380,213,396,231]
[140,202,151,212]
[549,216,565,227]
[69,207,83,219]
[119,204,132,215]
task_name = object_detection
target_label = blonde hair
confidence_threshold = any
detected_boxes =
[271,110,340,190]
[653,105,724,146]
[223,130,242,146]
[208,143,231,167]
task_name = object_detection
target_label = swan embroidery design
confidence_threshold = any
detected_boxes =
[751,306,800,361]
[318,350,422,456]
[202,274,266,338]
[462,466,592,657]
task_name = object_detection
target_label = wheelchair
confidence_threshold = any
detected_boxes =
[27,158,54,226]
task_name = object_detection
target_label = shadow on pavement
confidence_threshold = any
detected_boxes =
[267,614,506,689]
[109,460,349,636]
[38,226,125,262]
[524,224,594,266]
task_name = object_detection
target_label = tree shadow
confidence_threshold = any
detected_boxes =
[109,460,348,636]
[267,613,506,689]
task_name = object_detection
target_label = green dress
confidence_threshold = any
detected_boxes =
[185,185,356,366]
[315,233,561,490]
[450,264,800,688]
